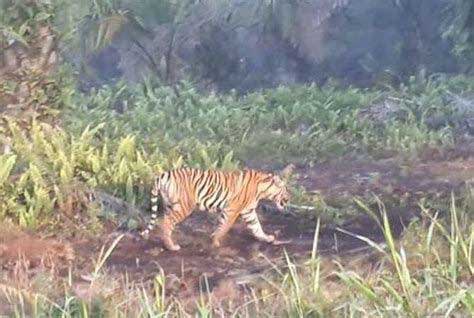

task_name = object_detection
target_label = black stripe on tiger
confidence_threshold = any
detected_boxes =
[140,167,290,250]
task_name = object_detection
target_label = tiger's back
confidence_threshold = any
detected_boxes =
[142,167,290,251]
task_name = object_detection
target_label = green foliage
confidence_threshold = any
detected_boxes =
[65,77,472,168]
[0,2,472,315]
[2,0,471,91]
[0,118,160,228]
[58,74,474,229]
[77,0,150,53]
[1,72,473,229]
[0,0,55,45]
[443,0,474,61]
[264,193,474,317]
[2,193,471,316]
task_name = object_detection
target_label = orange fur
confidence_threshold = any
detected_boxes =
[141,168,290,251]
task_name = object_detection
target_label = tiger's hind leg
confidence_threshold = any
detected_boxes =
[241,209,275,243]
[159,204,191,251]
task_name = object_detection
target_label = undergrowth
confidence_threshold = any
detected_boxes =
[0,193,472,317]
[1,3,473,316]
[0,57,472,318]
[1,75,473,229]
[0,119,157,229]
[64,75,474,168]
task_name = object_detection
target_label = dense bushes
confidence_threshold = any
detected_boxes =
[0,119,157,228]
[1,73,473,229]
[66,76,473,167]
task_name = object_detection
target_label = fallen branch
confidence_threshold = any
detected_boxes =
[89,190,143,220]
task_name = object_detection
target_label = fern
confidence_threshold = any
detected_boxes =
[117,135,136,161]
[89,152,102,174]
[1,75,473,229]
[220,150,236,171]
[0,154,16,186]
[28,163,45,187]
[101,142,109,163]
[0,117,159,227]
[94,13,127,50]
[125,175,134,204]
[59,155,74,185]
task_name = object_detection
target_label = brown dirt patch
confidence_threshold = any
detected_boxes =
[297,152,474,200]
[74,209,378,303]
[1,147,473,303]
[100,150,473,294]
[0,229,74,271]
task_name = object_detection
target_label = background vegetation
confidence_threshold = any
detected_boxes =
[54,0,474,91]
[0,0,473,316]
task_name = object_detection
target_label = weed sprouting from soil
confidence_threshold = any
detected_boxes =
[0,192,472,316]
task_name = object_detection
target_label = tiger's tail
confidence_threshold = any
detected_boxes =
[140,176,161,237]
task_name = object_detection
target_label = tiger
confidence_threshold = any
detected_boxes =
[140,167,290,251]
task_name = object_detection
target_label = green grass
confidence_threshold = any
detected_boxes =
[2,2,474,315]
[1,74,473,229]
[64,76,473,168]
[0,118,157,229]
[0,193,471,317]
[1,63,474,316]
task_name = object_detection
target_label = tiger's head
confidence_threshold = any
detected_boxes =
[260,173,290,212]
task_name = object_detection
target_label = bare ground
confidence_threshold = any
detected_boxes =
[1,144,473,303]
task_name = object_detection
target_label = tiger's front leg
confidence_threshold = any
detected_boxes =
[241,209,275,243]
[211,208,240,248]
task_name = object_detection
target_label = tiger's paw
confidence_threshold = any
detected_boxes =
[211,238,221,248]
[264,234,275,243]
[165,243,181,251]
[272,239,292,245]
[162,238,181,251]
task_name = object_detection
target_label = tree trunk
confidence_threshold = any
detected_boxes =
[165,27,177,84]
